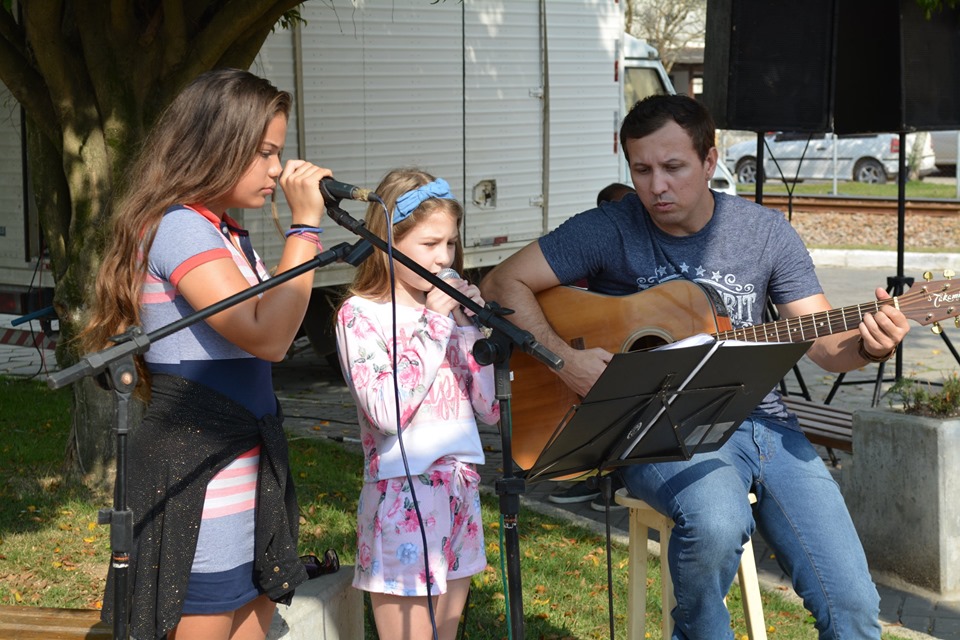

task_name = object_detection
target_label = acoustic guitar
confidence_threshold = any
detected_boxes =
[508,276,959,472]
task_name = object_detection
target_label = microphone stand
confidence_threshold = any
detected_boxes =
[46,239,372,639]
[321,191,563,640]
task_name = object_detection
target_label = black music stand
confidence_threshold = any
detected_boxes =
[524,338,810,640]
[526,338,811,484]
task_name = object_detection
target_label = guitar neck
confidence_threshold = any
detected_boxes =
[714,298,894,343]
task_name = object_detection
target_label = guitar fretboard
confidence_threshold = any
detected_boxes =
[714,299,892,343]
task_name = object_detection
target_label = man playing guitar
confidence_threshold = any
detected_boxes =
[480,94,909,639]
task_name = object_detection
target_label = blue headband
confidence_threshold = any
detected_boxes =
[392,178,456,223]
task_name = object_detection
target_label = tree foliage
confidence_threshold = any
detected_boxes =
[625,0,706,74]
[0,1,302,481]
[916,0,960,17]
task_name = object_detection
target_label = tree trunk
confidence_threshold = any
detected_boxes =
[27,114,119,486]
[3,0,306,489]
[908,132,929,182]
[64,376,145,493]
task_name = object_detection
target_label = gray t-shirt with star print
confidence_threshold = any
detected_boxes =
[537,190,822,421]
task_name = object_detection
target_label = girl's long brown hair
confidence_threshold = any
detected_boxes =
[346,168,465,304]
[80,69,291,364]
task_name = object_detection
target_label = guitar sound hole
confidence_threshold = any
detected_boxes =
[628,335,668,351]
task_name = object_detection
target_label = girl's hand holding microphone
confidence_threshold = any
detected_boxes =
[278,160,331,228]
[434,268,485,328]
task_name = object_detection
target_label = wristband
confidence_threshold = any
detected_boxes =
[286,225,323,234]
[857,336,895,363]
[284,228,323,250]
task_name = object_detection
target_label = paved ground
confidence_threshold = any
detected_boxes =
[3,252,960,638]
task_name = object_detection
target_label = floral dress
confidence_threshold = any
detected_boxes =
[335,296,499,595]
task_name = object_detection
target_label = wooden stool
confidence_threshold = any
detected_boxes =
[614,488,767,640]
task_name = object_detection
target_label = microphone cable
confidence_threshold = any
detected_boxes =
[379,201,441,640]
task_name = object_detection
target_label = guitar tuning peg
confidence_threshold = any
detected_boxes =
[944,269,956,280]
[955,317,960,329]
[924,271,934,281]
[931,322,943,335]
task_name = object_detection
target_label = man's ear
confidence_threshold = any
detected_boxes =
[704,147,719,182]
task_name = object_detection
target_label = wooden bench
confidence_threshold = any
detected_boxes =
[0,605,110,639]
[781,396,854,466]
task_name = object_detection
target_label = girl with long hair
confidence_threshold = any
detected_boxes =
[83,68,330,640]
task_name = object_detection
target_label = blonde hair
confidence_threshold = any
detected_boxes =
[80,69,291,373]
[347,168,464,302]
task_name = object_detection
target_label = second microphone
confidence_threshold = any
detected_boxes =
[437,268,484,329]
[319,177,383,204]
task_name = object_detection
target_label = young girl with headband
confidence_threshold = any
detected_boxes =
[335,168,499,639]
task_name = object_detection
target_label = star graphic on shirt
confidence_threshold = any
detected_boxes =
[696,266,706,277]
[679,262,690,273]
[711,271,722,281]
[657,265,668,277]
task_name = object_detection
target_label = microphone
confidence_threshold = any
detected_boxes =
[437,268,483,329]
[319,177,383,204]
[437,268,463,282]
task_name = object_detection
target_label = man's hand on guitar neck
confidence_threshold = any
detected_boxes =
[857,287,910,362]
[785,287,911,373]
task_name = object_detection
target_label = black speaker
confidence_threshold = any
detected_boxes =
[834,0,960,133]
[704,0,837,132]
[705,0,960,134]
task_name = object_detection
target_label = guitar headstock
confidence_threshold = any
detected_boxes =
[901,271,960,333]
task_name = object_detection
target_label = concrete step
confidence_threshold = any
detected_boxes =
[268,566,363,640]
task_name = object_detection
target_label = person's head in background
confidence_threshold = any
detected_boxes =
[597,182,634,206]
[348,168,465,302]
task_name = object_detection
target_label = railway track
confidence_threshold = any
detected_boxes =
[743,194,960,217]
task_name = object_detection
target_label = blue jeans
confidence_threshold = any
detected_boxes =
[620,417,881,640]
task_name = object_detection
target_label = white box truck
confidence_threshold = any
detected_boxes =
[0,0,677,358]
[247,0,676,358]
[0,95,50,317]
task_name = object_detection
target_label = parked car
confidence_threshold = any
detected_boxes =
[725,131,937,184]
[928,130,959,176]
[710,161,737,195]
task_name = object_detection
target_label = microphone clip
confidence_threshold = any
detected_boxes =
[320,177,383,205]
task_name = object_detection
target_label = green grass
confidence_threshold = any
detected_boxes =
[0,378,106,609]
[0,376,914,638]
[736,178,959,199]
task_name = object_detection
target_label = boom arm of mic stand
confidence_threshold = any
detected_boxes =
[323,202,564,371]
[47,240,368,390]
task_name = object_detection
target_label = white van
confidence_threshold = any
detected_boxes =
[725,131,937,184]
[929,130,959,175]
[248,0,667,356]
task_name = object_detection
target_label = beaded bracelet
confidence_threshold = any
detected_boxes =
[857,336,896,363]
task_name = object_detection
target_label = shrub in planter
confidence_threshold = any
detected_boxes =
[887,373,960,418]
